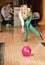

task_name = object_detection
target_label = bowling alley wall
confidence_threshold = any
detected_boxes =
[40,0,45,25]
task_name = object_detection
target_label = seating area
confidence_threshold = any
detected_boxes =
[0,3,14,31]
[32,12,40,26]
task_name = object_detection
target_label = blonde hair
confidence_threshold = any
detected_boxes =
[20,4,32,20]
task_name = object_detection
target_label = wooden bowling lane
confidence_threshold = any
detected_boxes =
[0,25,45,65]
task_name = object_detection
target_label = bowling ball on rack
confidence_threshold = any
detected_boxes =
[6,23,11,29]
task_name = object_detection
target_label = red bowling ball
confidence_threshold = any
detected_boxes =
[22,46,31,56]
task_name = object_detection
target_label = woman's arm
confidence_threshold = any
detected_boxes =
[19,11,24,26]
[19,11,25,32]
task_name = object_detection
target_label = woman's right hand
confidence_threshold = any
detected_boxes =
[21,26,25,33]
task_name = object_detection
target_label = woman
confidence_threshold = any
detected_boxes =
[19,4,43,42]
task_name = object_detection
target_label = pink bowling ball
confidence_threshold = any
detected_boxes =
[22,46,31,56]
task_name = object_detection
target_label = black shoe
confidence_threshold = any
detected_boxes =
[40,34,43,40]
[24,39,28,42]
